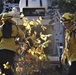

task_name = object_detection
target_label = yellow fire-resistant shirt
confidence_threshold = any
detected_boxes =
[0,24,25,52]
[63,25,76,64]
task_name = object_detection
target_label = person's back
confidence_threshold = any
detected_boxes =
[0,22,25,52]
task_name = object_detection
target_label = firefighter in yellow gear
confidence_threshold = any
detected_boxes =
[60,12,76,75]
[0,13,25,75]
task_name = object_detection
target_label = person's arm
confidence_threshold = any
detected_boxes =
[17,27,25,41]
[61,31,68,65]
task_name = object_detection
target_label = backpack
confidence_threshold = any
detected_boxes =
[2,22,18,38]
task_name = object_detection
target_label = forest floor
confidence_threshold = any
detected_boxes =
[33,64,69,75]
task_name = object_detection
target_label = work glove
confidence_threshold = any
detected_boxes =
[61,54,68,65]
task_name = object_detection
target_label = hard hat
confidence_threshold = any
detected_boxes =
[60,13,75,23]
[1,13,12,21]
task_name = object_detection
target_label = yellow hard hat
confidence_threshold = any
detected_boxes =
[2,13,12,21]
[60,13,75,23]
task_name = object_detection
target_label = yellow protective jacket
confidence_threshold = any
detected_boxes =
[63,25,76,64]
[0,24,25,52]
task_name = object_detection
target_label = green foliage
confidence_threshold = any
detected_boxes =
[58,0,76,13]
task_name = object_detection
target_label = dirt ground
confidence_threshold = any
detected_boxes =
[34,65,69,75]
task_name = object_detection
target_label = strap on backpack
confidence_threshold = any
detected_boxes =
[1,24,19,38]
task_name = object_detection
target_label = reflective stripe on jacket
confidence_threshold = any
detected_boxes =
[63,25,76,63]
